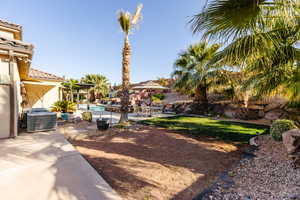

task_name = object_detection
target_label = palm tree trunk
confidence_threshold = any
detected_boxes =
[194,82,208,104]
[70,89,74,102]
[119,36,131,123]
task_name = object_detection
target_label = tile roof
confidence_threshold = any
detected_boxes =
[0,19,22,31]
[0,36,33,54]
[29,68,64,81]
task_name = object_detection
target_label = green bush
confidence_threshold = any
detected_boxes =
[152,93,165,100]
[51,101,76,113]
[82,111,92,122]
[270,119,298,141]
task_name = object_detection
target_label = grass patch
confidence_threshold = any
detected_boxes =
[140,116,269,143]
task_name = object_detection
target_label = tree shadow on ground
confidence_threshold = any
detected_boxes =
[71,126,244,199]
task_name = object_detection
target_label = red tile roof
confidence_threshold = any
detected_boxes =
[29,68,64,81]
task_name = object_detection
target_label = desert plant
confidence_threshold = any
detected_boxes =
[270,119,298,141]
[82,111,93,122]
[51,101,76,113]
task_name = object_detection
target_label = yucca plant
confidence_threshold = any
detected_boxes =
[117,4,143,123]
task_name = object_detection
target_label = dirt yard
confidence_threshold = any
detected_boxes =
[70,125,244,200]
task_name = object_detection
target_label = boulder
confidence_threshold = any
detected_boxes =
[224,109,236,118]
[264,109,284,120]
[235,108,261,120]
[258,110,265,118]
[183,104,192,113]
[211,104,225,115]
[282,129,300,167]
[282,129,300,154]
[247,105,264,110]
[264,101,286,112]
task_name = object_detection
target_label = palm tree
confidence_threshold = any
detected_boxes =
[172,42,221,104]
[157,77,170,87]
[190,0,300,101]
[81,74,110,100]
[63,79,79,102]
[94,78,109,99]
[117,4,143,123]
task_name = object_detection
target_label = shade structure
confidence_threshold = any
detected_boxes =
[132,81,168,90]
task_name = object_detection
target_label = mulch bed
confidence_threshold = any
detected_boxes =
[69,125,244,200]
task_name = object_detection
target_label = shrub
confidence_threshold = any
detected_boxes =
[51,101,76,113]
[82,111,92,122]
[270,119,298,141]
[152,93,165,100]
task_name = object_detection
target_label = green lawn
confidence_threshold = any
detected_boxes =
[140,116,269,143]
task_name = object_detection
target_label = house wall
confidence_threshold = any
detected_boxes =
[24,81,62,109]
[0,30,15,39]
[0,55,20,138]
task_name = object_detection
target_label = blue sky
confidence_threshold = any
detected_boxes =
[0,0,205,84]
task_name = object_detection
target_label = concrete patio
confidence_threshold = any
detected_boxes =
[0,132,122,200]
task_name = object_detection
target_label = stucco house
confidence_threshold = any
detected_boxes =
[0,20,63,139]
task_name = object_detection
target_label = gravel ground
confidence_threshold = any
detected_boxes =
[199,135,300,200]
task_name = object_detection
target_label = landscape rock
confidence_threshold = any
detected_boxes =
[247,105,264,110]
[235,108,260,120]
[183,104,192,113]
[224,109,236,118]
[249,136,259,147]
[264,109,284,120]
[211,104,225,115]
[264,103,282,112]
[282,129,300,154]
[283,129,300,167]
[258,110,265,118]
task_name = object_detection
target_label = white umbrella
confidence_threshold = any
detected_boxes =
[132,81,168,116]
[132,81,168,90]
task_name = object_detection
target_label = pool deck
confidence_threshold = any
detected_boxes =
[0,132,122,200]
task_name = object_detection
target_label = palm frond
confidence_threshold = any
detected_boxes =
[132,4,143,25]
[118,11,131,35]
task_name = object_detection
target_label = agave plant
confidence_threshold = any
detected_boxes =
[117,4,143,123]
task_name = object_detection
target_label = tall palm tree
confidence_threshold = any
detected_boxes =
[63,79,79,102]
[190,0,300,101]
[172,42,220,104]
[81,74,110,100]
[117,4,143,123]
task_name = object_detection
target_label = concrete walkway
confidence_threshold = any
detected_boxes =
[0,132,122,200]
